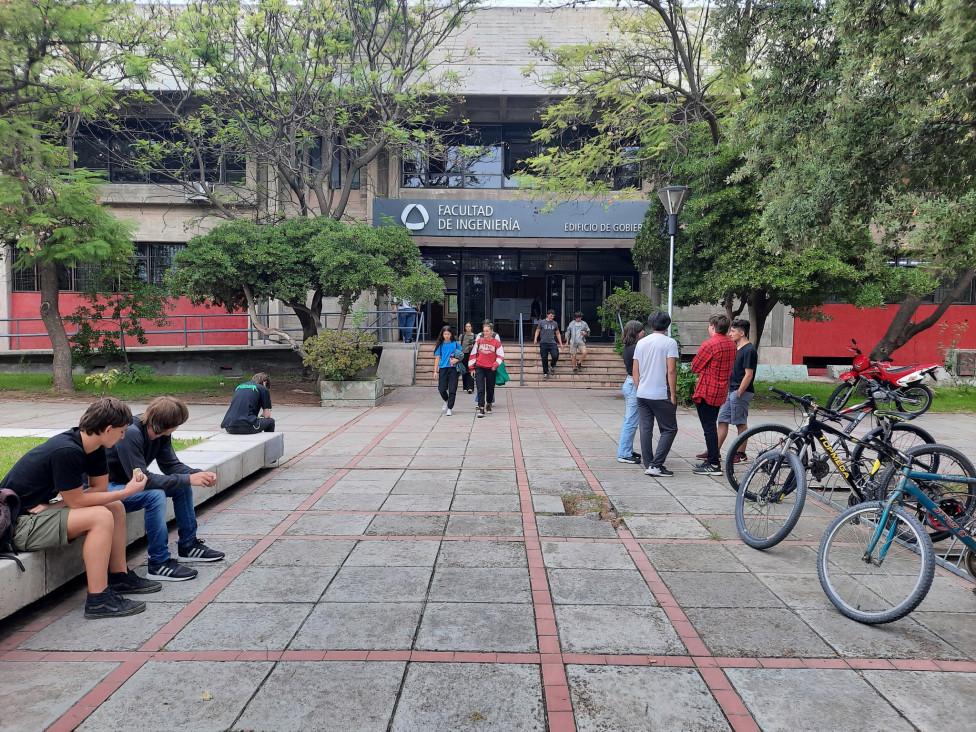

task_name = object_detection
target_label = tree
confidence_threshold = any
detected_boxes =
[719,0,976,360]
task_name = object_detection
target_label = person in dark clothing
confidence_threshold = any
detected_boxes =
[107,396,224,582]
[432,326,463,416]
[221,372,274,433]
[459,322,477,394]
[533,309,564,380]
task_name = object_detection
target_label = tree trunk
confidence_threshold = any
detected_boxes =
[747,290,778,354]
[39,262,74,393]
[870,267,976,361]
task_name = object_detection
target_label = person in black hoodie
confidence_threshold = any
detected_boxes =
[107,396,224,582]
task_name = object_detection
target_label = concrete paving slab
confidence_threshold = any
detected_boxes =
[641,542,749,573]
[344,539,441,567]
[311,492,389,511]
[607,494,689,514]
[541,540,634,569]
[214,565,339,603]
[389,480,459,495]
[254,475,332,493]
[554,605,685,655]
[537,515,617,538]
[435,540,527,568]
[365,515,448,536]
[452,494,522,511]
[685,607,836,658]
[253,539,356,567]
[755,573,841,610]
[76,660,275,732]
[567,665,731,732]
[21,601,183,651]
[526,470,592,496]
[726,668,915,732]
[415,602,537,652]
[548,568,657,606]
[531,494,566,514]
[445,515,524,537]
[725,543,819,573]
[236,661,406,732]
[914,611,976,658]
[290,602,424,650]
[227,492,306,511]
[196,511,287,535]
[863,670,976,732]
[660,571,787,608]
[625,516,713,539]
[380,494,454,511]
[284,514,373,536]
[323,566,434,603]
[4,661,118,732]
[392,662,545,732]
[167,602,312,651]
[428,567,532,603]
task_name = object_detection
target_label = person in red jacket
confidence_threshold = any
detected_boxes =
[468,321,504,418]
[690,314,737,474]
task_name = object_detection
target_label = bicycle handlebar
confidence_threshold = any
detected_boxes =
[768,387,847,423]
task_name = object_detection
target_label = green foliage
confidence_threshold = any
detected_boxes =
[597,283,658,339]
[669,324,698,407]
[84,369,122,395]
[302,329,379,381]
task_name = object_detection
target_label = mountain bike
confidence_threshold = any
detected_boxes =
[817,443,976,624]
[734,389,935,549]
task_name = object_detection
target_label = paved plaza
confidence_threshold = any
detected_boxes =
[2,388,976,731]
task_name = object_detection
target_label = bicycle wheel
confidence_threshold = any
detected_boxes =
[817,502,934,624]
[848,422,935,493]
[826,380,859,411]
[725,423,794,494]
[735,450,807,549]
[877,444,976,542]
[894,384,934,416]
[964,548,976,580]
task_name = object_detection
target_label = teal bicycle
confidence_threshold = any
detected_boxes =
[817,443,976,624]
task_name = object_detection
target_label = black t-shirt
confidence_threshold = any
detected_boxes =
[622,343,637,377]
[220,380,273,429]
[0,428,108,513]
[730,342,759,392]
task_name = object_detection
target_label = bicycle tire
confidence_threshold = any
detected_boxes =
[724,423,795,495]
[848,422,935,493]
[876,443,976,543]
[735,450,807,549]
[817,502,934,624]
[826,380,860,411]
[964,548,976,580]
[894,384,934,416]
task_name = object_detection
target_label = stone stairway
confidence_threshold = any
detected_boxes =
[415,343,626,388]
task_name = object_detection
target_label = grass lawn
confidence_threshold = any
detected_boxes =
[0,436,206,478]
[0,373,233,399]
[752,380,976,413]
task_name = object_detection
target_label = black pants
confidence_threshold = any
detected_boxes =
[461,365,474,392]
[695,400,721,464]
[539,342,559,374]
[226,417,275,434]
[438,367,459,409]
[474,366,496,409]
[637,398,678,469]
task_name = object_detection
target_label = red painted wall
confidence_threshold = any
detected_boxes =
[792,304,975,365]
[8,294,249,349]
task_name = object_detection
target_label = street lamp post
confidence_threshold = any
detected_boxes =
[657,185,691,335]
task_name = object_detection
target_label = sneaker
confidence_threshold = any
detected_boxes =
[631,452,642,462]
[543,373,549,381]
[695,451,709,459]
[478,408,485,418]
[733,451,747,464]
[572,367,578,374]
[147,558,198,582]
[445,408,452,416]
[693,461,723,475]
[617,455,641,464]
[486,404,492,414]
[84,589,146,619]
[108,569,162,594]
[647,466,674,477]
[177,539,225,563]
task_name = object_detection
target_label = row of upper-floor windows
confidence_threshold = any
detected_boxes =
[12,243,184,292]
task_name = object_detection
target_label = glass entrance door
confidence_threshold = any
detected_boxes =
[579,274,606,338]
[462,273,487,331]
[546,274,576,329]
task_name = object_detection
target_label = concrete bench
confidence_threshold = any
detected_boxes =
[0,431,284,621]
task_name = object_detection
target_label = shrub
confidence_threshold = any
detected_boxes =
[302,329,379,381]
[597,283,659,339]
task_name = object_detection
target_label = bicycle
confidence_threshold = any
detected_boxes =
[734,389,935,550]
[817,443,976,624]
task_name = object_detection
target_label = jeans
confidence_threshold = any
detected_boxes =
[696,400,722,465]
[438,367,459,409]
[109,481,197,565]
[637,397,678,469]
[617,376,639,459]
[226,417,275,434]
[474,366,496,409]
[539,342,559,374]
[398,310,416,342]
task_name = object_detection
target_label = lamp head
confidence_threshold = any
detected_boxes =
[657,186,691,216]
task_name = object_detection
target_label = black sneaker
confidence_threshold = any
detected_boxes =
[478,408,485,418]
[147,558,198,582]
[178,539,225,563]
[486,404,492,414]
[543,373,549,380]
[617,455,641,464]
[631,452,642,462]
[692,461,723,475]
[84,589,146,619]
[108,569,162,594]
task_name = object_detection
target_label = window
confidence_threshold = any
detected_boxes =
[12,244,186,292]
[308,139,361,190]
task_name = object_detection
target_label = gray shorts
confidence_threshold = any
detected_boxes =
[718,390,754,426]
[12,504,71,551]
[568,342,586,356]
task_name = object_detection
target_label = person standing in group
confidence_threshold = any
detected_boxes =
[691,314,737,475]
[533,309,563,380]
[397,298,417,343]
[220,372,274,434]
[615,320,644,465]
[565,311,590,373]
[715,318,758,463]
[433,326,464,416]
[459,322,477,394]
[468,321,504,418]
[632,311,679,477]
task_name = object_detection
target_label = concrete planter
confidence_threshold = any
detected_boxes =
[320,377,385,407]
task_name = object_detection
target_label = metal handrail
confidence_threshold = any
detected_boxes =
[411,311,424,385]
[518,313,525,386]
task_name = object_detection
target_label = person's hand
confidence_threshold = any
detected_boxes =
[190,471,218,488]
[126,471,148,493]
[492,364,498,371]
[28,503,51,515]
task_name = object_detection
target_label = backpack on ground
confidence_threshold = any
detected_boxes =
[0,488,26,572]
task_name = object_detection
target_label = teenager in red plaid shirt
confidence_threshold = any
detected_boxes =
[691,314,737,474]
